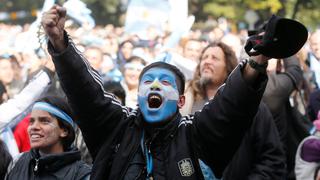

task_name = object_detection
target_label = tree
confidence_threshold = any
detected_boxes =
[83,0,124,26]
[191,0,319,31]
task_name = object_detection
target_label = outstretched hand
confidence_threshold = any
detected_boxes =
[41,5,67,51]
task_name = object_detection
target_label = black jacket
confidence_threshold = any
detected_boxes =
[262,55,303,179]
[6,148,91,180]
[48,33,267,180]
[223,103,286,180]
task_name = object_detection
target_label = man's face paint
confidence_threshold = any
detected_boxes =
[138,67,179,123]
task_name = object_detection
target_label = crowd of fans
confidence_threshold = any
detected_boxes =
[1,14,320,179]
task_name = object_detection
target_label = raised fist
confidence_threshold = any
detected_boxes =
[41,5,67,50]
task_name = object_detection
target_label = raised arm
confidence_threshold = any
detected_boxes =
[263,55,303,115]
[0,70,51,129]
[192,57,269,177]
[41,5,130,157]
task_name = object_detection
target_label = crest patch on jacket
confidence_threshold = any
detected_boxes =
[178,158,194,177]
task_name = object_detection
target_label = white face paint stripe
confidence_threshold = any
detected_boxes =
[162,85,179,100]
[138,79,179,100]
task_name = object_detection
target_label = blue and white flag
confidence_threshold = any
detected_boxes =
[168,0,188,32]
[124,0,188,40]
[63,0,95,29]
[161,15,195,51]
[0,127,19,157]
[124,0,170,39]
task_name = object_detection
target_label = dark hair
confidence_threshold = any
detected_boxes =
[119,40,135,49]
[139,62,185,95]
[0,139,12,180]
[35,95,75,151]
[315,164,320,180]
[0,81,7,104]
[188,42,238,100]
[103,81,126,105]
[117,40,135,68]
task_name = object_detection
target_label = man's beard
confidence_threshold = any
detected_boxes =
[200,75,214,87]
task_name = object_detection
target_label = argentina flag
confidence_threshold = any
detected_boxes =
[124,0,170,39]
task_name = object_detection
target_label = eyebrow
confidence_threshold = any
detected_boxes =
[143,73,174,80]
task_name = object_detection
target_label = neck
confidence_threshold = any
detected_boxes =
[128,85,138,91]
[205,84,219,99]
[39,143,64,155]
[143,112,177,129]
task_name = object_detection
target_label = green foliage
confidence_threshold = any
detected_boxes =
[83,0,122,25]
[294,0,320,30]
[196,0,320,30]
[244,0,282,13]
[203,2,239,19]
[1,0,319,29]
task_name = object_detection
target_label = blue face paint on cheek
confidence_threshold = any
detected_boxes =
[138,68,180,123]
[138,96,178,123]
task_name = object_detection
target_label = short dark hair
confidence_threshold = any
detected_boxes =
[35,95,75,151]
[0,139,12,180]
[0,81,7,104]
[139,62,185,95]
[103,81,126,105]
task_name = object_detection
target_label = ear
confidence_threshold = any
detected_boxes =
[60,128,68,138]
[177,95,185,108]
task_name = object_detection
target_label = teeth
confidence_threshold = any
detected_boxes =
[31,134,41,139]
[151,95,160,100]
[148,94,162,108]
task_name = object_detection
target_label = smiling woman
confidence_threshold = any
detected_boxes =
[28,100,75,154]
[5,95,91,180]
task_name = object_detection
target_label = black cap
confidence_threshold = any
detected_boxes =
[245,15,308,59]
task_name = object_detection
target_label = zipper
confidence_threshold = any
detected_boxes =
[145,131,158,180]
[34,159,39,172]
[145,141,152,179]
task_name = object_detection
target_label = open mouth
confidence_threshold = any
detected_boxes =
[148,93,162,108]
[30,133,43,141]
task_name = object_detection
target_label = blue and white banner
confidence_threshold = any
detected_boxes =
[0,127,19,157]
[63,0,95,29]
[168,0,188,32]
[124,0,188,39]
[125,0,170,39]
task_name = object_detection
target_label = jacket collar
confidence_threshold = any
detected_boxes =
[30,148,81,173]
[136,111,181,145]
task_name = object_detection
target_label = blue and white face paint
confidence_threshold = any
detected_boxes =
[138,67,179,123]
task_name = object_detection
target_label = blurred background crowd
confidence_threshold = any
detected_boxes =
[1,0,320,179]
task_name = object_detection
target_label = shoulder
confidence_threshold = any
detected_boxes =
[5,152,29,177]
[74,161,92,180]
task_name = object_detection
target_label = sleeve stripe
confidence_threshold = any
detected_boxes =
[179,115,193,127]
[69,37,130,116]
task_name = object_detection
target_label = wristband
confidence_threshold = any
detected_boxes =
[247,58,268,74]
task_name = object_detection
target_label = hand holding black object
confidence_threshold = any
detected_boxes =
[244,15,308,59]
